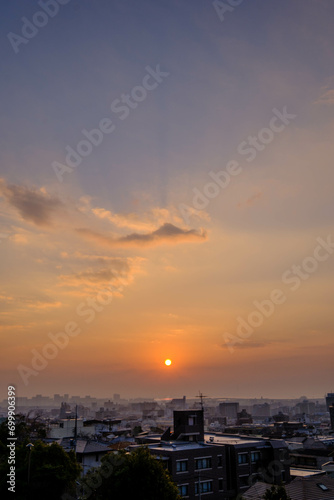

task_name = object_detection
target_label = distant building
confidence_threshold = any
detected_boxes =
[237,409,253,425]
[252,403,270,418]
[219,402,239,419]
[54,394,62,404]
[167,396,187,410]
[326,393,334,411]
[59,402,72,419]
[273,411,289,423]
[295,399,315,415]
[48,418,95,439]
[329,405,334,431]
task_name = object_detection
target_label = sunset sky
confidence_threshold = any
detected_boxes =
[1,0,334,400]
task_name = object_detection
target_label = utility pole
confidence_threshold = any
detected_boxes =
[26,443,34,484]
[74,405,78,444]
[195,391,207,410]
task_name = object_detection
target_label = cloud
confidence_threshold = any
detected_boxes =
[59,267,126,287]
[237,192,263,209]
[61,251,144,266]
[58,257,144,294]
[315,89,334,105]
[0,178,62,226]
[315,77,334,105]
[0,293,63,313]
[76,223,208,248]
[91,204,202,232]
[91,207,156,232]
[88,199,210,232]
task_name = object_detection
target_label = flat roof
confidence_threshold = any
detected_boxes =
[149,441,210,452]
[290,468,326,477]
[204,433,265,447]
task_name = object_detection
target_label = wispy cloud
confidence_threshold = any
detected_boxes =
[315,76,334,105]
[90,204,198,233]
[0,179,62,226]
[315,89,334,105]
[76,223,208,248]
[57,254,145,293]
[237,192,263,209]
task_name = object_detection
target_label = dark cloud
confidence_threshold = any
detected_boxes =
[59,266,128,286]
[0,179,62,226]
[76,223,208,248]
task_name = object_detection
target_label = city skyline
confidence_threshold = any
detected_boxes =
[1,0,334,401]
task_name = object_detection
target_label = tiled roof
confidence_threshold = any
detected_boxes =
[243,476,334,500]
[75,440,109,455]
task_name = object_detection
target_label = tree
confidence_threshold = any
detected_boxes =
[81,447,181,500]
[132,425,143,436]
[0,439,81,500]
[263,485,291,500]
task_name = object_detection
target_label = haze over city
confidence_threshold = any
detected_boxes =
[1,0,334,402]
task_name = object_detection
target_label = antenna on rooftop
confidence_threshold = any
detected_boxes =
[195,391,207,410]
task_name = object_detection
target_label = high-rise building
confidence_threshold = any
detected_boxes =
[329,405,334,431]
[326,393,334,411]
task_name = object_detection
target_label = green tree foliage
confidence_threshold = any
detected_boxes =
[0,417,81,500]
[263,485,291,500]
[132,425,143,436]
[81,447,181,500]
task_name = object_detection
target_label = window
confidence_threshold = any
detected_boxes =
[317,483,329,491]
[188,415,197,426]
[59,422,64,428]
[238,453,248,464]
[217,455,223,467]
[195,480,213,495]
[219,478,224,491]
[195,457,212,469]
[178,484,189,497]
[176,460,188,473]
[251,451,260,463]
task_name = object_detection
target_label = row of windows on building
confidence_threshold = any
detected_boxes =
[178,479,224,497]
[238,451,261,464]
[176,455,223,473]
[176,451,261,473]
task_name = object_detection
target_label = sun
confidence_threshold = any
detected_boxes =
[164,359,172,366]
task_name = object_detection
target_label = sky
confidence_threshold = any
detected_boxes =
[0,0,334,400]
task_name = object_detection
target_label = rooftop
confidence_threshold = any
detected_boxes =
[148,441,212,452]
[204,433,286,448]
[243,476,334,500]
